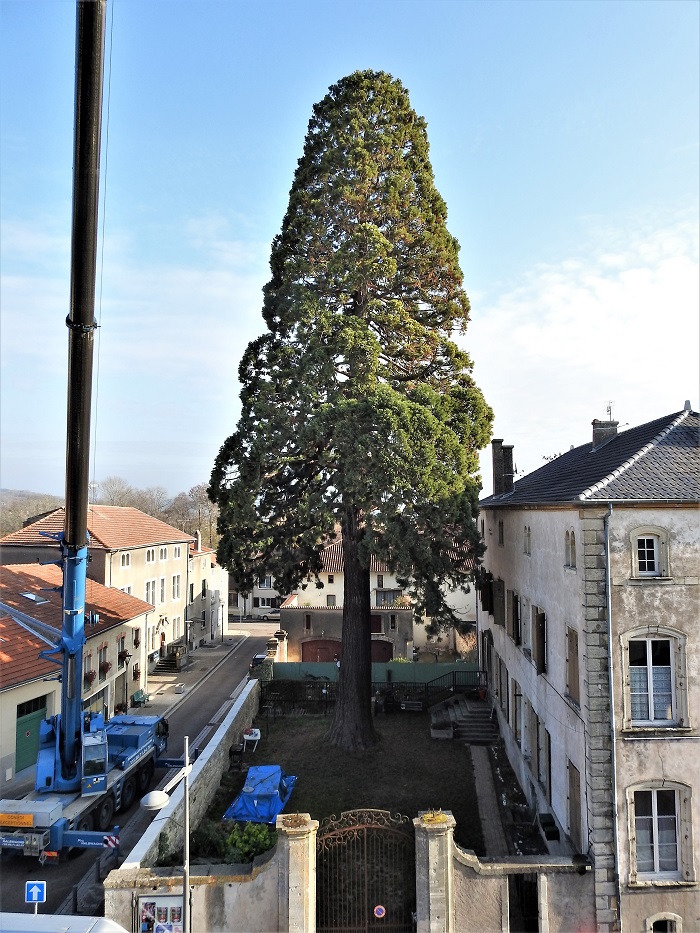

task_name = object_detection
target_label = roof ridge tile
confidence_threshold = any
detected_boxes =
[578,409,691,500]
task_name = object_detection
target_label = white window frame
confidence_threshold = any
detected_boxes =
[146,579,157,605]
[621,626,688,729]
[173,545,182,559]
[159,546,168,560]
[146,547,155,564]
[172,574,181,600]
[326,595,336,607]
[630,525,670,579]
[120,552,131,568]
[258,576,272,589]
[627,783,695,884]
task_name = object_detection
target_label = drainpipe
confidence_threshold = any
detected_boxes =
[604,503,621,928]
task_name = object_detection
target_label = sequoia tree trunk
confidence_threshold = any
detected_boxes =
[326,506,378,750]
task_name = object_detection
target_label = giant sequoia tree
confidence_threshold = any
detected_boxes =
[209,71,492,750]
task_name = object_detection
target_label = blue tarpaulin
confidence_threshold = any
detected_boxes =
[223,765,297,824]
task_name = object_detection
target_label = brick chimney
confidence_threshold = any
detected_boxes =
[591,419,618,449]
[492,439,505,495]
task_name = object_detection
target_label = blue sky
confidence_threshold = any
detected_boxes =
[1,0,698,499]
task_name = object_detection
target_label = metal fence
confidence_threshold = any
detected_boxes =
[260,669,487,715]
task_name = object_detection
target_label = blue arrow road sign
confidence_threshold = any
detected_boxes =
[25,880,46,903]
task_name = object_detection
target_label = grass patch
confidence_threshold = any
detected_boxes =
[233,711,484,854]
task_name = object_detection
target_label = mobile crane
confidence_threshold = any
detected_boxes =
[0,0,169,862]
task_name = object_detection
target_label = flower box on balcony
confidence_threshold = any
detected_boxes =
[84,670,96,686]
[99,661,112,675]
[118,650,129,663]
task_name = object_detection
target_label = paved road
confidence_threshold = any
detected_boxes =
[0,625,275,917]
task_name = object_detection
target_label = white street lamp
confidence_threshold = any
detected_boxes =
[141,735,191,933]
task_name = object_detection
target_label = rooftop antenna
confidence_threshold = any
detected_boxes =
[606,400,615,421]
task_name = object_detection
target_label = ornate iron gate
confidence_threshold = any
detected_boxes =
[316,809,416,933]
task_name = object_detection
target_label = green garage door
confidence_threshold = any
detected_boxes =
[15,696,48,773]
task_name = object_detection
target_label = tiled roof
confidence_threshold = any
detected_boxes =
[190,542,217,561]
[481,410,699,508]
[0,505,194,550]
[0,614,57,691]
[320,541,391,574]
[0,564,153,690]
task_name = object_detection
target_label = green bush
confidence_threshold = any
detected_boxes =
[225,822,277,863]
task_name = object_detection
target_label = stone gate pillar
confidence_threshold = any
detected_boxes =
[414,810,456,933]
[276,812,319,932]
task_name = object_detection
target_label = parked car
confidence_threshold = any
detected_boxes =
[249,653,268,672]
[261,608,281,621]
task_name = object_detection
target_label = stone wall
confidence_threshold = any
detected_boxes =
[104,680,262,927]
[452,847,596,933]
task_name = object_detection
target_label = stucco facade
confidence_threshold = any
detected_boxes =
[478,409,699,932]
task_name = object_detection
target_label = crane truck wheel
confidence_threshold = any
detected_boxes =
[137,759,155,794]
[77,813,94,832]
[96,795,115,831]
[119,776,136,811]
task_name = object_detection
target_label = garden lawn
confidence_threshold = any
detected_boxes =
[220,711,484,854]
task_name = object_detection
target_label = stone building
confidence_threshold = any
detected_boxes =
[476,405,699,932]
[0,505,193,670]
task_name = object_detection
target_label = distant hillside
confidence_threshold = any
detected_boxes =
[0,489,64,537]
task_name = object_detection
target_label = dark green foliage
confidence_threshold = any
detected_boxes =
[184,819,277,865]
[210,70,492,750]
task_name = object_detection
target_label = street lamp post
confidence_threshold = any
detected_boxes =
[141,736,191,933]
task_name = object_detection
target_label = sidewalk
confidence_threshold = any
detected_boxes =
[470,744,510,855]
[141,635,246,720]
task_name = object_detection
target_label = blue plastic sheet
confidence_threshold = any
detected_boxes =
[223,765,297,824]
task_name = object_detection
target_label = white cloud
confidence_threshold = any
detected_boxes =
[3,208,698,498]
[465,213,699,495]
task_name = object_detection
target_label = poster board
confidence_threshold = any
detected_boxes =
[138,894,183,933]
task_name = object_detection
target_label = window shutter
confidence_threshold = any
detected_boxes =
[493,580,506,626]
[535,612,546,674]
[253,597,260,608]
[506,590,513,639]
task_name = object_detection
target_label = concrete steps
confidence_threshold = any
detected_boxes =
[431,694,499,746]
